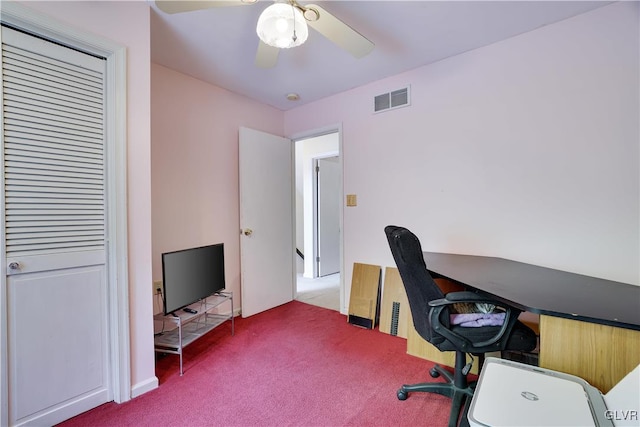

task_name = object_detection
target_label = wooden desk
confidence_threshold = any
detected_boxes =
[423,252,640,393]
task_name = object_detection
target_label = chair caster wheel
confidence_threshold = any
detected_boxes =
[430,367,440,378]
[397,389,408,400]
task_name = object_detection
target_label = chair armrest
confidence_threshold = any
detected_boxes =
[428,292,522,352]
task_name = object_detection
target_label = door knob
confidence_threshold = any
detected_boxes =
[8,262,20,270]
[243,228,253,236]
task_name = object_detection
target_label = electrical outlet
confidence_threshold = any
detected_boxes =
[153,280,163,295]
[152,280,164,315]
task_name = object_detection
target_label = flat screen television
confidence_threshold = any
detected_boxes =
[161,243,225,315]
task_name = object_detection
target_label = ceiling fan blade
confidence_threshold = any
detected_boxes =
[255,41,279,68]
[304,4,374,59]
[155,0,255,15]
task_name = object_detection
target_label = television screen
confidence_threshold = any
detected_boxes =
[162,243,225,315]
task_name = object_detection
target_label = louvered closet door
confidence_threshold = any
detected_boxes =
[1,26,111,426]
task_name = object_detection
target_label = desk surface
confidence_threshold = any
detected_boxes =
[423,252,640,331]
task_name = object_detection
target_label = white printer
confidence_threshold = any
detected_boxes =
[468,357,640,427]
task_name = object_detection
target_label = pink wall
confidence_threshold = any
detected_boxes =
[23,0,155,396]
[285,2,639,290]
[18,1,638,405]
[151,64,284,312]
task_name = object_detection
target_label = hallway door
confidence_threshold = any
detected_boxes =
[316,157,340,276]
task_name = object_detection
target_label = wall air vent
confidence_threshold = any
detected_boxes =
[374,86,410,113]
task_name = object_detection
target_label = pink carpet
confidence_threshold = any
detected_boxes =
[59,301,451,426]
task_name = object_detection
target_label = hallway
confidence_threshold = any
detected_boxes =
[295,273,340,311]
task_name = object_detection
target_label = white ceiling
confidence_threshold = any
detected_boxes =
[150,1,610,111]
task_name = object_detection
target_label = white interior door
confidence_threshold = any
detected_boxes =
[2,26,111,426]
[316,157,340,276]
[239,127,294,317]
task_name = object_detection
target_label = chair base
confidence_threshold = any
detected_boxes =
[397,353,478,427]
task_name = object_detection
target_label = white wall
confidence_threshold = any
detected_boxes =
[284,1,640,304]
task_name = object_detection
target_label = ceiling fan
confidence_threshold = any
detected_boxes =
[154,0,375,68]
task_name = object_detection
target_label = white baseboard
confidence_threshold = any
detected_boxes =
[131,376,159,398]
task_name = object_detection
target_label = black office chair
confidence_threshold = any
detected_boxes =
[385,226,537,427]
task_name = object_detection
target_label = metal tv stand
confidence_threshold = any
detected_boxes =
[154,291,234,375]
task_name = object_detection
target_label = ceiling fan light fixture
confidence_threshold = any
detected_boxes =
[256,3,308,49]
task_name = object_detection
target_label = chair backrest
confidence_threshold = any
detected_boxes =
[384,225,446,345]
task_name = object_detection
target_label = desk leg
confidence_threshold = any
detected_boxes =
[539,315,640,393]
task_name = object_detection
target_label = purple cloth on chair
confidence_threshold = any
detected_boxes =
[450,312,506,327]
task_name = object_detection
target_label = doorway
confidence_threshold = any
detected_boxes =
[293,131,341,312]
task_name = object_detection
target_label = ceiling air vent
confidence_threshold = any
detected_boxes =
[374,86,410,113]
